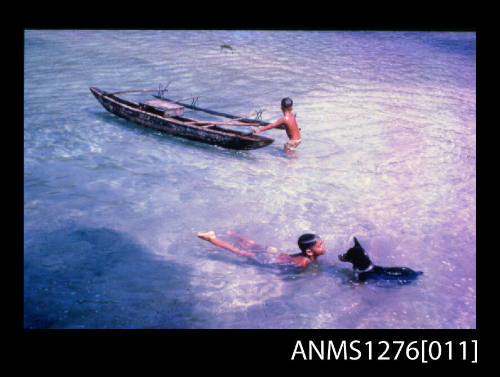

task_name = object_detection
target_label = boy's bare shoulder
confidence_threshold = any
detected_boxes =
[284,112,298,123]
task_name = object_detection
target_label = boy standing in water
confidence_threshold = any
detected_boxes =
[252,97,301,153]
[197,231,325,268]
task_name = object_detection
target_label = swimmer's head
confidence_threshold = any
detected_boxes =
[298,233,320,253]
[281,97,293,110]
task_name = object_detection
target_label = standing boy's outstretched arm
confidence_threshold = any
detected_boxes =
[198,231,255,258]
[252,118,284,134]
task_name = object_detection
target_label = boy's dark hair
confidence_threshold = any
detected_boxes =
[298,233,319,253]
[281,97,293,109]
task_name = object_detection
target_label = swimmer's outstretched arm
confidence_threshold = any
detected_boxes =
[198,231,255,258]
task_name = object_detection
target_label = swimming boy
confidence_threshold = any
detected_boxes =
[197,231,325,268]
[252,97,301,153]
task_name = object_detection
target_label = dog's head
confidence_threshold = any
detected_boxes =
[338,237,372,270]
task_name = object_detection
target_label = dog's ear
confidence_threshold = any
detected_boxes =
[353,237,361,248]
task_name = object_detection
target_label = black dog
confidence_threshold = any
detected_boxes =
[338,237,423,283]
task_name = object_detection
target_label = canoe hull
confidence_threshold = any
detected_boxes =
[89,87,274,150]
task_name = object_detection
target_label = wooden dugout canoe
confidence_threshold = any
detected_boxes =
[89,87,274,150]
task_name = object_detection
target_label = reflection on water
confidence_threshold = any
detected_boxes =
[24,30,475,329]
